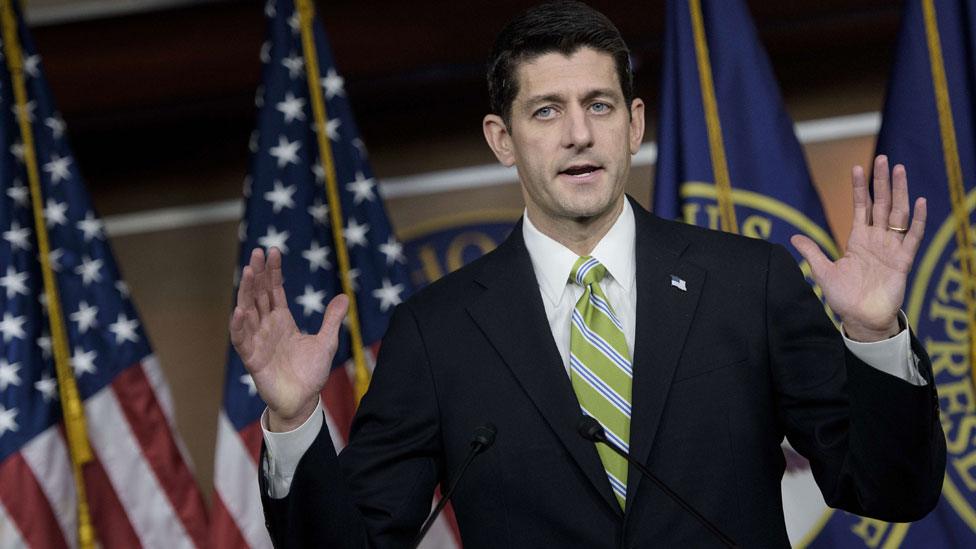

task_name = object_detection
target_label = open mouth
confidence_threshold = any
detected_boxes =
[559,164,603,178]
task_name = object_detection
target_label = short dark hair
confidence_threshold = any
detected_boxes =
[487,1,634,126]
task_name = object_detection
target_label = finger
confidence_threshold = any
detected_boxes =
[851,165,871,225]
[267,247,288,310]
[317,294,350,346]
[229,308,245,346]
[236,266,255,311]
[902,197,927,257]
[250,248,272,317]
[790,234,833,282]
[871,155,891,227]
[888,163,910,235]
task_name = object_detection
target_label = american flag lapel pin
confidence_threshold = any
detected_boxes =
[670,275,687,292]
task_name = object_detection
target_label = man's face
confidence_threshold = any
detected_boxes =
[484,47,644,231]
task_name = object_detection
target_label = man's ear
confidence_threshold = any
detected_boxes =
[483,114,516,167]
[628,98,645,155]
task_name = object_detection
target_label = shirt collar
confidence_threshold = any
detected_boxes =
[522,199,636,306]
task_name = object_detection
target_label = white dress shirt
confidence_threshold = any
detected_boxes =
[262,199,924,498]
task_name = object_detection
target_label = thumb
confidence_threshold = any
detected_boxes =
[790,234,832,282]
[318,294,350,344]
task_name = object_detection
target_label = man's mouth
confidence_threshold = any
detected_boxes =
[559,164,603,178]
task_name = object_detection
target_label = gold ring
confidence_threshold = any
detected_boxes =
[887,225,909,234]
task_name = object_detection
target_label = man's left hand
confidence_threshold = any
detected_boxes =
[791,155,927,342]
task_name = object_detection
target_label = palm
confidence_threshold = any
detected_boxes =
[791,156,926,341]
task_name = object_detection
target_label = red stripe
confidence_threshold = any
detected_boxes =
[112,363,209,548]
[209,492,251,549]
[239,419,265,464]
[0,452,69,549]
[322,360,356,441]
[83,455,143,548]
[442,501,463,546]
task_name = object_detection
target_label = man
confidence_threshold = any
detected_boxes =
[230,2,946,546]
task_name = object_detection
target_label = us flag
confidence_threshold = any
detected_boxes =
[209,0,459,547]
[0,2,209,547]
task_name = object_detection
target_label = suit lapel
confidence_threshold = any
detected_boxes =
[626,205,705,509]
[466,223,622,514]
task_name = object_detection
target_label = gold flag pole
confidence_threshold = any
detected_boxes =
[0,1,96,547]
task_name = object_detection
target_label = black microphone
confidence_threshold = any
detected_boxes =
[578,416,737,548]
[411,423,496,549]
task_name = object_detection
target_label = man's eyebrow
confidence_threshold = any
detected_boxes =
[523,88,622,108]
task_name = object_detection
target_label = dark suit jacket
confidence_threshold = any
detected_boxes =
[262,200,946,548]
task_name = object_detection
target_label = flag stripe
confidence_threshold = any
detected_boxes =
[0,451,69,549]
[140,356,196,469]
[112,362,209,547]
[22,425,78,548]
[210,492,258,549]
[0,498,28,549]
[214,412,274,549]
[83,454,144,549]
[86,386,194,549]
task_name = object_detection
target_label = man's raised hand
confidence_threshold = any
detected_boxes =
[791,155,926,342]
[229,247,349,432]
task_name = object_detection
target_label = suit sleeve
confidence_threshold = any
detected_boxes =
[766,244,946,522]
[260,303,442,548]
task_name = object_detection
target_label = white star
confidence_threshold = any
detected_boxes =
[308,198,329,225]
[326,119,341,141]
[352,138,368,158]
[372,278,404,312]
[12,100,35,123]
[295,285,326,317]
[345,171,376,204]
[3,221,31,251]
[70,346,98,377]
[115,280,130,297]
[75,256,104,286]
[281,52,304,79]
[249,130,260,153]
[108,312,140,344]
[10,141,24,163]
[44,198,68,226]
[321,68,345,99]
[43,154,72,184]
[37,334,52,359]
[240,373,258,396]
[6,179,28,207]
[45,115,66,139]
[269,135,301,168]
[258,226,290,254]
[312,162,325,183]
[0,312,26,342]
[254,84,265,108]
[76,211,105,242]
[238,220,248,242]
[264,180,297,213]
[344,218,369,249]
[302,242,331,272]
[38,291,48,308]
[264,0,276,17]
[70,301,99,334]
[0,266,28,299]
[0,360,21,391]
[346,268,360,292]
[48,249,64,272]
[287,10,301,34]
[276,92,306,124]
[259,41,271,64]
[0,404,18,437]
[23,54,40,77]
[379,236,406,266]
[34,374,56,402]
[243,175,253,198]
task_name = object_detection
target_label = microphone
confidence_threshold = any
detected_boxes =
[411,423,497,548]
[577,416,737,548]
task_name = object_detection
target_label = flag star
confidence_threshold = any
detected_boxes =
[37,334,52,359]
[43,154,72,184]
[48,249,64,272]
[372,278,404,312]
[326,119,341,141]
[345,171,376,204]
[0,404,18,437]
[258,226,290,254]
[12,100,35,123]
[75,256,104,286]
[23,54,40,77]
[264,180,297,213]
[295,285,326,317]
[0,360,21,391]
[287,10,301,33]
[254,84,265,108]
[10,141,24,163]
[3,221,31,251]
[6,178,28,207]
[259,41,271,64]
[38,291,48,308]
[302,242,331,272]
[276,92,307,124]
[109,312,140,344]
[269,135,301,168]
[0,266,28,299]
[264,0,275,16]
[115,280,130,297]
[243,175,253,198]
[238,220,248,242]
[70,301,99,334]
[0,312,26,342]
[344,218,369,249]
[352,138,368,158]
[44,198,69,226]
[312,162,325,183]
[249,130,260,153]
[45,115,66,139]
[308,198,329,225]
[239,373,258,396]
[34,374,56,402]
[281,52,304,79]
[77,211,105,242]
[379,236,406,266]
[70,346,98,377]
[346,268,360,292]
[321,68,345,99]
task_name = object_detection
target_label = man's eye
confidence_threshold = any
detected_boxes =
[591,102,611,113]
[534,106,555,119]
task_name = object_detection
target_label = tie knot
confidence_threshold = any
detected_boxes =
[570,256,608,287]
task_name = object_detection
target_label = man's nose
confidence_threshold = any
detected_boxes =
[562,105,594,150]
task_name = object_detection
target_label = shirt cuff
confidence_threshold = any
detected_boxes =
[841,311,926,386]
[261,399,324,499]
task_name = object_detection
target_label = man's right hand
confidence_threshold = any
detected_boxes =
[229,247,350,432]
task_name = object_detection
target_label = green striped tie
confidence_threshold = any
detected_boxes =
[569,256,632,509]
